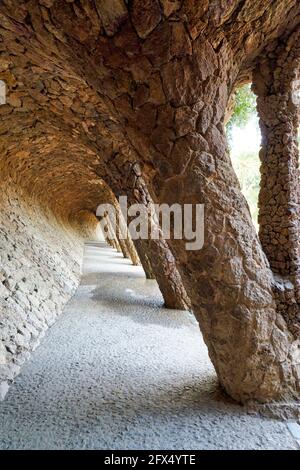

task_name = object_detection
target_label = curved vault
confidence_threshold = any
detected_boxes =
[0,1,300,405]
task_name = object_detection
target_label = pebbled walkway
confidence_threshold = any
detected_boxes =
[0,242,298,450]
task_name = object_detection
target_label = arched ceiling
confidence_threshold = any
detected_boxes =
[0,0,299,227]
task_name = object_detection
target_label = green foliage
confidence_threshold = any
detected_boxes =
[230,151,260,228]
[226,85,300,229]
[226,84,257,139]
[226,84,260,228]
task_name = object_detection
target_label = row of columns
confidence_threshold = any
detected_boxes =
[96,188,190,310]
[92,31,299,403]
[253,34,300,335]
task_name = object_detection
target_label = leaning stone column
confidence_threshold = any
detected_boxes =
[133,241,155,279]
[101,161,191,311]
[90,10,299,403]
[114,215,132,259]
[113,200,141,266]
[124,236,140,266]
[253,35,300,334]
[100,29,300,402]
[100,214,120,251]
[110,193,156,275]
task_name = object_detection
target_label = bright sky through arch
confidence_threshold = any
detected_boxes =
[230,115,261,158]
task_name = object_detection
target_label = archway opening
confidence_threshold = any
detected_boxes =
[226,84,261,230]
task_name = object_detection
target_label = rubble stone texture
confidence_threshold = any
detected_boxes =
[0,0,299,404]
[253,37,300,336]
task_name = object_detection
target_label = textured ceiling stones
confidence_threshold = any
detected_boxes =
[0,1,298,206]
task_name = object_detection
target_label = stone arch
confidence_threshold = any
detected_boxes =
[0,0,299,404]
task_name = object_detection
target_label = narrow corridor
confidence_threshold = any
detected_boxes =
[0,243,298,450]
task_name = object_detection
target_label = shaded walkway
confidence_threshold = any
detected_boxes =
[0,242,298,450]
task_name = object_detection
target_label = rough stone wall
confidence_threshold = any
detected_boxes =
[253,32,300,336]
[254,37,300,279]
[0,111,112,399]
[0,182,86,400]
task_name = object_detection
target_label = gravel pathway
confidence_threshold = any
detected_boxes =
[0,242,298,450]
